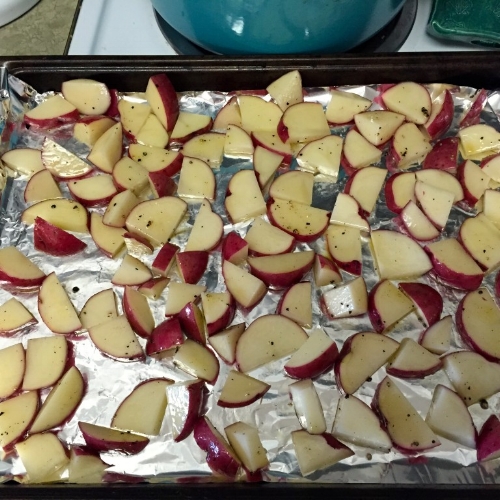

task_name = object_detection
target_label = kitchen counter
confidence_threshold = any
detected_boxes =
[0,0,79,56]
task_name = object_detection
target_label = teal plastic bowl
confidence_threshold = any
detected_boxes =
[151,0,408,54]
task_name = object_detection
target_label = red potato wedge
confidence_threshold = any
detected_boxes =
[0,343,25,399]
[24,169,62,204]
[217,371,270,408]
[426,384,477,450]
[111,378,172,436]
[221,232,248,265]
[424,238,484,291]
[460,88,488,128]
[42,138,94,180]
[291,430,353,477]
[422,89,454,140]
[145,73,179,133]
[385,338,443,379]
[1,147,44,177]
[418,315,452,355]
[123,286,155,338]
[477,415,500,462]
[146,317,184,356]
[0,392,39,450]
[24,94,78,129]
[79,422,149,455]
[235,314,308,373]
[62,78,111,115]
[283,329,339,379]
[0,246,45,288]
[193,416,241,479]
[422,136,460,172]
[398,282,443,327]
[334,331,399,395]
[442,350,500,406]
[456,287,500,362]
[372,376,440,454]
[166,379,205,442]
[325,225,362,276]
[34,217,86,256]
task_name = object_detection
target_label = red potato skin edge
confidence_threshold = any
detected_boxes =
[177,302,206,345]
[250,133,291,166]
[371,377,440,455]
[384,172,410,214]
[477,414,500,462]
[146,317,184,356]
[425,89,454,141]
[205,298,235,337]
[367,281,387,334]
[284,341,339,380]
[24,109,80,130]
[173,380,206,443]
[78,423,149,455]
[122,289,154,339]
[456,160,482,206]
[460,88,488,128]
[266,198,330,244]
[217,382,270,408]
[148,73,180,134]
[193,416,240,479]
[424,246,484,291]
[398,282,443,327]
[248,256,314,289]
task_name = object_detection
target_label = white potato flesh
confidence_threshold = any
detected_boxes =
[2,148,44,177]
[245,217,294,256]
[0,343,25,399]
[354,110,405,146]
[414,180,454,230]
[224,125,254,157]
[296,135,343,180]
[238,95,283,134]
[459,124,500,159]
[236,314,308,373]
[323,276,368,319]
[185,199,223,251]
[346,166,387,214]
[164,282,206,316]
[90,212,126,258]
[337,332,399,395]
[22,335,68,391]
[282,102,330,143]
[289,378,327,434]
[400,201,441,241]
[111,379,172,436]
[326,89,371,124]
[24,170,62,203]
[177,157,216,202]
[173,339,219,383]
[332,395,392,452]
[118,98,151,137]
[330,193,370,232]
[15,433,70,483]
[225,422,269,472]
[38,273,82,335]
[343,129,382,169]
[182,132,225,167]
[291,430,353,476]
[426,384,477,449]
[62,78,111,115]
[87,123,123,174]
[29,366,85,434]
[88,315,143,360]
[225,170,266,223]
[266,70,303,112]
[371,280,415,332]
[0,391,38,448]
[222,260,267,309]
[112,254,152,286]
[125,196,187,247]
[382,82,432,125]
[269,170,314,206]
[218,371,270,407]
[443,351,500,406]
[0,297,35,333]
[375,376,440,452]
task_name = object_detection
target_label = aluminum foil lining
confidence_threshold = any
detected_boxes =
[0,71,499,485]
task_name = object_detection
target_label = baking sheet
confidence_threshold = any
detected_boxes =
[0,55,500,490]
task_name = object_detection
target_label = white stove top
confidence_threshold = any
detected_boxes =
[69,0,483,56]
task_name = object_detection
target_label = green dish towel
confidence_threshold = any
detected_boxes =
[427,0,500,47]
